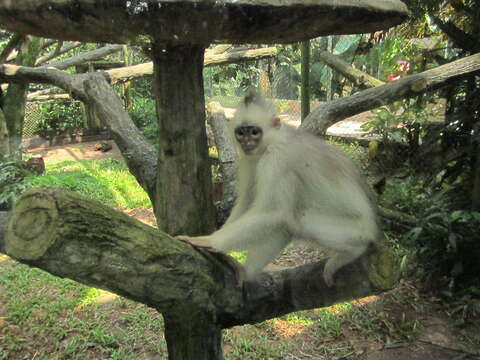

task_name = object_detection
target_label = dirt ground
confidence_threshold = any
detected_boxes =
[21,141,479,360]
[27,140,124,163]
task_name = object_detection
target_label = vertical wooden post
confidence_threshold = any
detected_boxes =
[151,42,215,235]
[301,40,310,122]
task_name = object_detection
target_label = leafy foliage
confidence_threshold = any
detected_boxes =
[382,174,480,307]
[405,203,480,290]
[36,100,83,134]
[204,62,260,99]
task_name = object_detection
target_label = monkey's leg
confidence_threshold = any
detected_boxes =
[322,245,367,287]
[299,213,374,286]
[208,211,288,252]
[243,235,290,279]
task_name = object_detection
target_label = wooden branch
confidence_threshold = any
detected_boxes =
[41,44,124,71]
[430,15,480,53]
[105,47,277,84]
[301,52,480,135]
[82,74,158,200]
[28,93,71,101]
[0,188,398,328]
[35,41,83,66]
[0,58,399,328]
[1,188,240,312]
[229,238,396,327]
[24,47,277,98]
[203,47,277,67]
[319,51,385,88]
[208,44,232,55]
[27,87,64,100]
[4,38,57,63]
[0,64,158,199]
[0,33,23,63]
[206,102,237,209]
[0,64,90,101]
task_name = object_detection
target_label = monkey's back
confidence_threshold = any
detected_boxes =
[276,125,377,224]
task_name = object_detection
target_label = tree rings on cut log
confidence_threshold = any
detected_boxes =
[6,188,59,260]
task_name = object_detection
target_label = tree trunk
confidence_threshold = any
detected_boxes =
[319,51,385,88]
[121,45,132,111]
[77,63,103,131]
[164,312,223,360]
[4,82,27,156]
[326,36,334,101]
[151,43,215,236]
[301,40,310,121]
[472,144,480,211]
[206,102,238,223]
[4,35,41,158]
[0,109,8,158]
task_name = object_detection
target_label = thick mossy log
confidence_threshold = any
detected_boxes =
[4,187,240,313]
[2,188,398,328]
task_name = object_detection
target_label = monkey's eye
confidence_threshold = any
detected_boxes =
[235,127,245,138]
[250,127,262,138]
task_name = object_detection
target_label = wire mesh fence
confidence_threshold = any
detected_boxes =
[23,99,83,138]
[24,102,43,137]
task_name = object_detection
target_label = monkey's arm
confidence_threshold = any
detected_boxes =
[177,211,283,251]
[223,157,256,225]
[223,197,249,225]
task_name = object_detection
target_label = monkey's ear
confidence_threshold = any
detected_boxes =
[271,117,281,128]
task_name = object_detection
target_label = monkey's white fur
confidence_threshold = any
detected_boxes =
[181,96,380,286]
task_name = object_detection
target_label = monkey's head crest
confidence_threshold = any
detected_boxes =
[243,89,266,108]
[234,89,280,134]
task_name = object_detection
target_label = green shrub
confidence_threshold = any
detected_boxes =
[36,100,83,134]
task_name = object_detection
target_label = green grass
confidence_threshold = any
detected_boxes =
[24,158,151,210]
[0,256,166,360]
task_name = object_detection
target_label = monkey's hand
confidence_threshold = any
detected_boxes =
[176,235,214,249]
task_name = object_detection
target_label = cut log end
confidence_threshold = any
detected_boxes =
[6,188,59,260]
[365,241,400,290]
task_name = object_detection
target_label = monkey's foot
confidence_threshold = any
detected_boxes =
[323,261,337,287]
[215,253,246,287]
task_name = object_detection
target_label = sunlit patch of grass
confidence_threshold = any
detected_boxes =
[229,251,246,263]
[76,288,115,308]
[24,158,151,210]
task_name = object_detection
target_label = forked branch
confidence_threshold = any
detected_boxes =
[0,188,397,328]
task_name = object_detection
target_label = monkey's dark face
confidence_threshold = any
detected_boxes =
[234,125,263,154]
